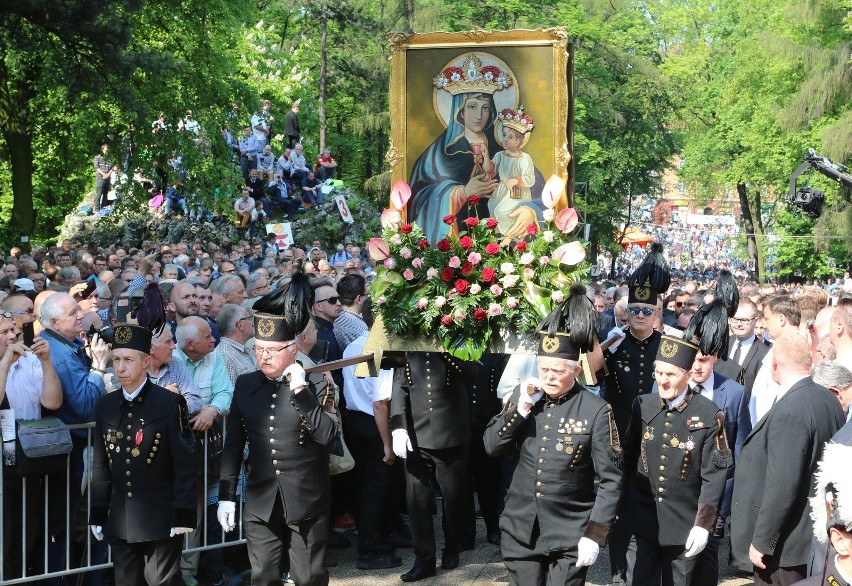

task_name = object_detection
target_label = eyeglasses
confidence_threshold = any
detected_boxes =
[628,307,655,316]
[239,315,254,322]
[0,311,13,319]
[315,296,340,305]
[254,342,296,357]
[675,302,683,307]
[729,316,756,324]
[12,308,34,315]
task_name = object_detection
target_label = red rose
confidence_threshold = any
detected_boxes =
[473,309,487,321]
[441,267,454,282]
[516,240,527,252]
[485,242,499,255]
[464,217,479,228]
[467,195,481,205]
[400,223,413,234]
[481,267,496,282]
[441,315,453,326]
[437,239,451,252]
[459,235,473,249]
[443,214,455,225]
[486,218,499,230]
[461,262,473,275]
[527,223,539,236]
[418,238,430,250]
[454,279,469,295]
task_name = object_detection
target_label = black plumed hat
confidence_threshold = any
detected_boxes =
[627,242,670,301]
[253,271,314,341]
[684,299,730,358]
[535,284,597,360]
[714,269,739,318]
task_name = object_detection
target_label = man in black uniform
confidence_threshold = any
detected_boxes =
[623,335,732,586]
[89,288,197,586]
[217,273,339,586]
[484,288,624,586]
[604,242,669,583]
[391,351,471,581]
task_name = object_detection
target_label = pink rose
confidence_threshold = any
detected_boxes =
[399,247,412,259]
[403,268,414,280]
[426,267,438,279]
[467,251,482,265]
[390,234,403,245]
[448,256,461,269]
[384,258,396,269]
[412,257,423,268]
[523,267,534,279]
[506,297,519,309]
[539,256,550,265]
[417,297,428,310]
[488,303,502,316]
[375,296,386,305]
[454,310,464,321]
[551,290,565,303]
[470,284,482,295]
[490,284,503,296]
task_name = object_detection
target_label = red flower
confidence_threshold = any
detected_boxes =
[400,223,413,234]
[481,267,496,282]
[455,279,469,295]
[459,235,473,249]
[461,262,473,275]
[443,214,455,225]
[485,242,499,255]
[516,240,527,252]
[527,223,539,236]
[441,315,452,326]
[464,217,479,228]
[467,195,481,206]
[486,218,499,230]
[473,309,487,321]
[441,267,454,282]
[418,239,430,250]
[437,239,451,252]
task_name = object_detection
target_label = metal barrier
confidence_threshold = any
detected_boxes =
[0,422,245,585]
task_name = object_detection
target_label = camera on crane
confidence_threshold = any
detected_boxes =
[787,187,825,218]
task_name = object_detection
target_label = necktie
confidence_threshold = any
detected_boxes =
[731,341,742,365]
[694,383,704,396]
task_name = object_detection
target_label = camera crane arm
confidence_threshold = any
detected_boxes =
[789,149,852,199]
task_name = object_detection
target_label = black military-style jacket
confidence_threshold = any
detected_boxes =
[219,370,338,524]
[623,389,732,546]
[460,354,509,435]
[90,381,197,543]
[483,383,624,551]
[604,329,662,436]
[390,352,471,451]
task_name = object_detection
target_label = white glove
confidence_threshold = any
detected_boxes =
[606,327,626,353]
[283,363,307,392]
[217,500,236,533]
[518,378,543,414]
[170,527,193,537]
[684,526,710,557]
[392,429,413,459]
[576,536,600,567]
[90,525,103,541]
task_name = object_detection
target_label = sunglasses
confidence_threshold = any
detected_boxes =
[628,307,656,316]
[315,296,340,305]
[675,302,683,307]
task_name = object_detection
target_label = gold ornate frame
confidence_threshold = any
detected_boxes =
[386,28,572,219]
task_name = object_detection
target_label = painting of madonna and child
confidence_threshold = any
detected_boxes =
[392,30,571,245]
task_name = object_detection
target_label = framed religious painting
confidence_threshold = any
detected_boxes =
[386,28,572,245]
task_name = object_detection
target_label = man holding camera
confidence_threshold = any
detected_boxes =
[484,288,623,586]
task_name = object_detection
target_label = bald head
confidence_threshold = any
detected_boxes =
[771,333,812,386]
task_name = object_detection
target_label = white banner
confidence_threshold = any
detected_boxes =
[266,222,294,248]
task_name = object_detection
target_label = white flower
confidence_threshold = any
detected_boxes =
[551,290,565,303]
[543,230,555,243]
[500,262,516,274]
[506,296,519,309]
[434,296,447,308]
[417,297,428,310]
[523,267,535,279]
[490,284,503,296]
[501,274,519,288]
[454,310,464,321]
[426,268,438,279]
[519,253,535,265]
[376,296,386,305]
[399,247,412,259]
[470,284,482,295]
[488,303,502,316]
[539,256,550,265]
[390,234,402,245]
[542,209,555,222]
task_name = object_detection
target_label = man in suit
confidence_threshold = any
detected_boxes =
[217,273,339,586]
[731,334,845,585]
[716,299,770,396]
[391,351,471,582]
[688,350,752,586]
[89,321,197,586]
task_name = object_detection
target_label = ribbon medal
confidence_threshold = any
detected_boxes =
[132,429,143,457]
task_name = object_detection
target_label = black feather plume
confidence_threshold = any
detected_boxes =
[684,299,730,357]
[253,271,314,338]
[628,241,671,293]
[715,270,739,317]
[536,284,597,353]
[136,283,167,335]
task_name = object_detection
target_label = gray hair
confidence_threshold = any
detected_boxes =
[246,271,267,295]
[163,263,181,275]
[39,292,73,328]
[210,274,242,295]
[173,254,189,268]
[96,284,110,298]
[812,360,852,390]
[217,303,247,335]
[57,266,81,282]
[175,316,206,350]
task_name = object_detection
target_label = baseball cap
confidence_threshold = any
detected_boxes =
[14,278,35,292]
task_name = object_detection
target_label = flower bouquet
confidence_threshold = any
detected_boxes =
[368,176,588,361]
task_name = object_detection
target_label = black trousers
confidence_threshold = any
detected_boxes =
[243,493,328,586]
[95,178,111,210]
[404,444,468,566]
[108,535,183,586]
[501,519,587,586]
[691,530,720,586]
[627,534,697,586]
[346,410,397,555]
[467,432,501,536]
[754,564,807,585]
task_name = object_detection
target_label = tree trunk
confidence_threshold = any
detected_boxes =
[611,194,632,277]
[406,0,414,34]
[0,58,36,236]
[737,182,764,283]
[318,1,328,153]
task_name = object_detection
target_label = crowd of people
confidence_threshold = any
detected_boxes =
[0,232,851,586]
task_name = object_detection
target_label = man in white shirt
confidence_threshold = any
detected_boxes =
[717,299,770,395]
[829,300,852,366]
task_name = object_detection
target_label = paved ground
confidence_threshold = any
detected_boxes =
[315,517,755,585]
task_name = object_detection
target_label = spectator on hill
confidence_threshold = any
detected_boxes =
[238,125,258,182]
[315,147,338,182]
[302,170,323,208]
[93,144,113,212]
[256,144,275,183]
[290,143,310,187]
[234,187,255,230]
[285,99,301,148]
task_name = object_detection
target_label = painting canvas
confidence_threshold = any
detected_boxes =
[386,28,571,245]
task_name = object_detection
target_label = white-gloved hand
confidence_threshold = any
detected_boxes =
[518,378,543,414]
[90,525,104,541]
[283,363,307,392]
[684,526,710,557]
[170,527,193,537]
[606,327,626,353]
[575,537,600,567]
[217,501,236,533]
[392,429,413,459]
